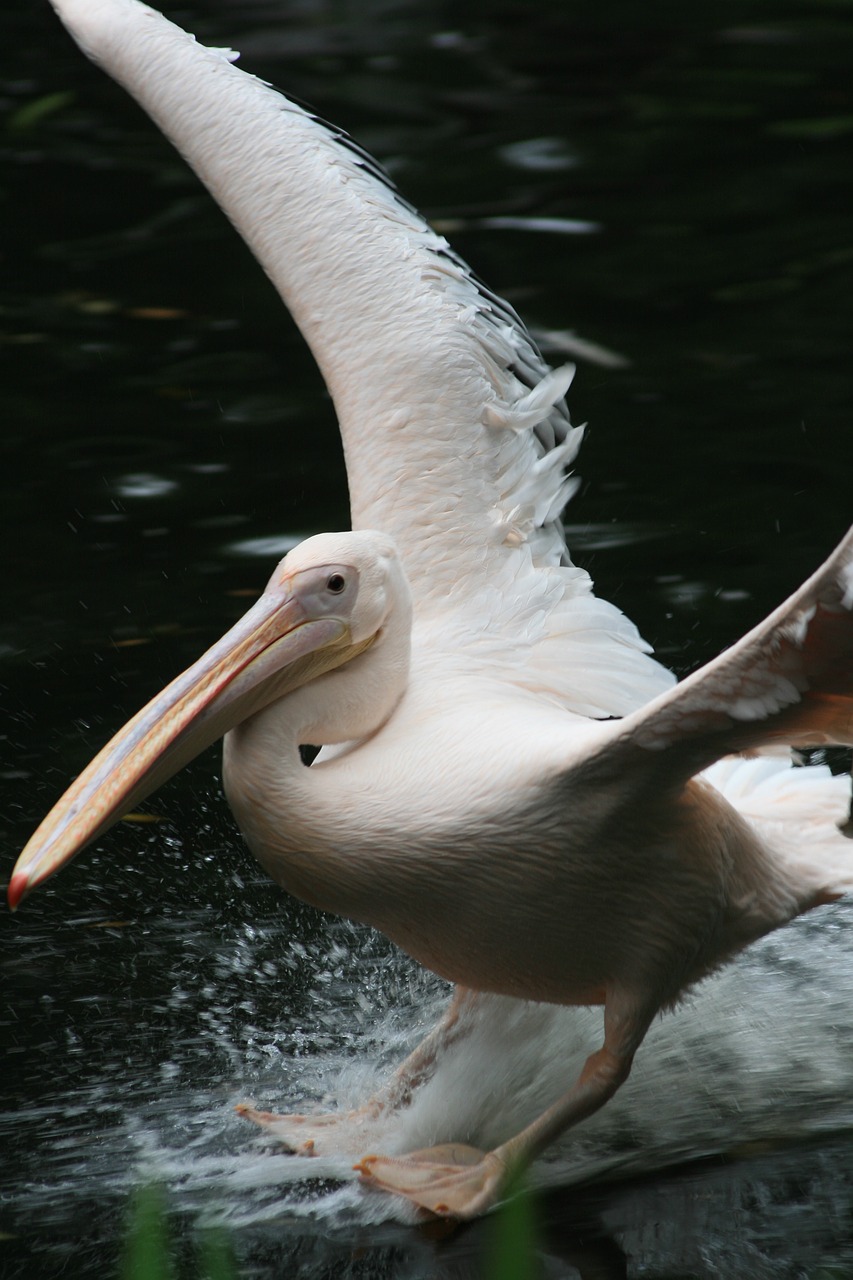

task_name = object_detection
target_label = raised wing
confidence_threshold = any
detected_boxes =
[50,0,673,716]
[604,527,853,778]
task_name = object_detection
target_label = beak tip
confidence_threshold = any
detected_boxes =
[7,870,30,912]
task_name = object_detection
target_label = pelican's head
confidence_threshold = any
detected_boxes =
[8,530,410,909]
[279,529,408,648]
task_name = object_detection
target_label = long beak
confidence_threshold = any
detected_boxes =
[8,581,352,910]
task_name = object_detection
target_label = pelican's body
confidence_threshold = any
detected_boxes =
[9,0,853,1221]
[226,679,800,1008]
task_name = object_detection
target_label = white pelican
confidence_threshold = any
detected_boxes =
[9,0,853,1221]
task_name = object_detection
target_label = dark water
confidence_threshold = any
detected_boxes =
[2,0,853,1275]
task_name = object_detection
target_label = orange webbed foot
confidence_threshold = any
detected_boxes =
[355,1144,507,1219]
[236,1100,382,1157]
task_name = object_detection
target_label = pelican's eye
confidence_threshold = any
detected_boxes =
[326,573,346,594]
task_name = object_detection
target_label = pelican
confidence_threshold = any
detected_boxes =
[9,0,853,1221]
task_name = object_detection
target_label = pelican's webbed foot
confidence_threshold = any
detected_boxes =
[355,1144,507,1219]
[236,1101,383,1157]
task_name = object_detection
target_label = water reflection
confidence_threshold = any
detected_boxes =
[2,0,853,1276]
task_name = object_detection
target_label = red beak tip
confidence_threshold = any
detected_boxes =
[7,871,30,911]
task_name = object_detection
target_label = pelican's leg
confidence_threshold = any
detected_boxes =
[383,985,479,1107]
[237,986,477,1156]
[356,988,655,1219]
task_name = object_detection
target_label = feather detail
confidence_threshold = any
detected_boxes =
[482,365,576,432]
[45,0,672,715]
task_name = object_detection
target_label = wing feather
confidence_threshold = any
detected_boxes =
[50,0,674,716]
[605,527,853,777]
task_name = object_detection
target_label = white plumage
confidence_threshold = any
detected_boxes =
[10,0,853,1221]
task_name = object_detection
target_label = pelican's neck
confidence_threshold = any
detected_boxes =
[222,613,410,914]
